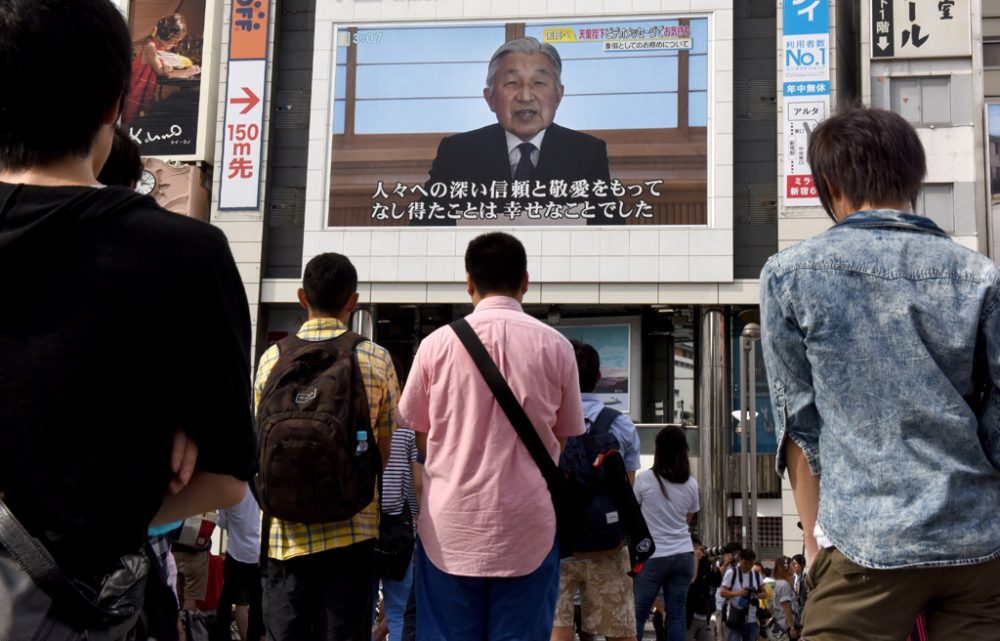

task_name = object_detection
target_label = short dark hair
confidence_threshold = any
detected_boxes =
[739,548,756,562]
[0,0,131,170]
[572,340,600,393]
[154,14,188,42]
[464,232,527,296]
[302,253,358,315]
[97,128,143,188]
[808,106,926,221]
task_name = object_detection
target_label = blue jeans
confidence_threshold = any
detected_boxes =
[414,538,560,641]
[632,552,694,641]
[382,559,414,640]
[726,622,758,641]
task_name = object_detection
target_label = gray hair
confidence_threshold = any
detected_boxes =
[485,37,563,90]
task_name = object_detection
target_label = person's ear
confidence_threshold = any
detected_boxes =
[466,273,476,298]
[297,287,310,311]
[102,99,121,126]
[343,292,360,316]
[483,87,497,113]
[520,272,529,296]
[822,176,840,200]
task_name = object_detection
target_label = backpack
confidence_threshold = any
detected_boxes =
[254,332,379,524]
[558,407,627,552]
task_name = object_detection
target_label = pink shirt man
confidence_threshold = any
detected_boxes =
[398,296,584,577]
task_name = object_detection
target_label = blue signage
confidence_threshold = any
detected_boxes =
[783,0,830,36]
[783,81,830,96]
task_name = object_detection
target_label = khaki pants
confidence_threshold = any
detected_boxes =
[802,548,1000,641]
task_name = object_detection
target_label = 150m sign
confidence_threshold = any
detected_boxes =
[219,0,271,211]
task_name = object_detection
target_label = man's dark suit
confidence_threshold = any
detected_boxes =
[413,122,622,226]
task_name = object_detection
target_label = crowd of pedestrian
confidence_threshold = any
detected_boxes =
[2,1,999,641]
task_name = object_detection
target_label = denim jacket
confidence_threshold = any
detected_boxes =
[760,209,1000,569]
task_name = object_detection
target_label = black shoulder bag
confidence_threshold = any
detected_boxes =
[450,318,588,558]
[0,498,156,641]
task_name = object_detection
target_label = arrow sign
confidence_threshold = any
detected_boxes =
[877,36,889,51]
[230,86,260,114]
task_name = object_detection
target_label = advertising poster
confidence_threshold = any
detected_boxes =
[123,0,207,156]
[557,324,631,413]
[327,18,710,227]
[782,0,830,207]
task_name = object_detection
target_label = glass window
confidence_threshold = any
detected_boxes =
[355,26,504,64]
[355,62,487,99]
[689,54,707,91]
[332,19,708,134]
[355,97,493,134]
[333,61,347,135]
[562,57,679,94]
[558,93,678,129]
[689,91,708,126]
[984,41,1000,68]
[332,25,505,135]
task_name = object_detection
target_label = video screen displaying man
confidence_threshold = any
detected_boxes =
[327,20,708,228]
[414,37,618,226]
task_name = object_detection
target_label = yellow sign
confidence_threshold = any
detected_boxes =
[543,28,577,43]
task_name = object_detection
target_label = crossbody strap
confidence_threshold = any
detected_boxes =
[450,319,560,486]
[590,407,620,437]
[0,498,111,620]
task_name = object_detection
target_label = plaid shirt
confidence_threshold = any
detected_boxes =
[254,317,399,560]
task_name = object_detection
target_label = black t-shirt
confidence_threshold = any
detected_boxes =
[0,183,255,577]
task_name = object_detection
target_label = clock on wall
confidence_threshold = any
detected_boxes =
[136,169,156,196]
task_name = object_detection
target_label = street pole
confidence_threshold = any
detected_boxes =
[739,332,750,548]
[746,323,761,550]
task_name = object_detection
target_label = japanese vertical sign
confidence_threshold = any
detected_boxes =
[871,0,970,59]
[783,0,830,207]
[218,0,271,210]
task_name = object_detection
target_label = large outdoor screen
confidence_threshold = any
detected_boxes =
[327,18,710,228]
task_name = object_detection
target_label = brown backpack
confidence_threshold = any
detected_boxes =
[254,332,379,524]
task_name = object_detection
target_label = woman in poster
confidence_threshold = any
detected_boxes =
[124,13,199,122]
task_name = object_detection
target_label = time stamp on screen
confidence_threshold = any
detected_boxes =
[340,31,384,45]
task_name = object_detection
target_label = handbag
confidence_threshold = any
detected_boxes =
[374,503,415,581]
[169,512,217,551]
[450,318,588,558]
[0,497,150,641]
[722,566,750,631]
[725,602,749,631]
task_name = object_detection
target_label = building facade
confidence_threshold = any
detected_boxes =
[118,0,994,560]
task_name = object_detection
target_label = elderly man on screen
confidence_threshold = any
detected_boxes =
[415,36,619,226]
